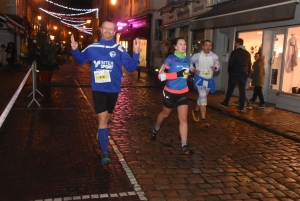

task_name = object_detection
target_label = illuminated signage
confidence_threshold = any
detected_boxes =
[117,22,127,30]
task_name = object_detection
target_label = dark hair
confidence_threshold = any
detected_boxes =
[202,40,212,46]
[235,38,244,45]
[173,37,185,46]
[101,20,115,27]
[255,52,261,57]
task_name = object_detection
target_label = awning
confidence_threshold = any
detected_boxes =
[0,13,6,23]
[160,17,197,31]
[120,27,149,41]
[190,0,298,30]
[5,14,25,35]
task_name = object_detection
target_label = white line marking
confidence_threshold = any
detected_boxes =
[74,78,148,201]
[0,68,32,128]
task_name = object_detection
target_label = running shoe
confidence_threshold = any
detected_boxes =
[233,101,239,106]
[101,152,111,165]
[258,104,265,109]
[182,145,194,155]
[200,119,209,128]
[249,100,255,104]
[219,102,228,108]
[238,109,246,113]
[192,110,200,122]
[151,128,159,141]
[246,103,252,109]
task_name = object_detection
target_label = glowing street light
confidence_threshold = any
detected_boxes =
[37,15,41,20]
[86,19,91,24]
[68,31,72,35]
[53,26,57,30]
[111,0,116,5]
[80,35,83,38]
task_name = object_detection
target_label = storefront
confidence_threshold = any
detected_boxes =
[159,0,211,59]
[0,13,26,66]
[190,0,300,113]
[117,14,151,69]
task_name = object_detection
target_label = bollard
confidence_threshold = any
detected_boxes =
[155,68,159,84]
[138,67,141,79]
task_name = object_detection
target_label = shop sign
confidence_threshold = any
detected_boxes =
[116,22,128,30]
[162,12,176,25]
[191,0,209,16]
[6,16,25,35]
[177,7,190,21]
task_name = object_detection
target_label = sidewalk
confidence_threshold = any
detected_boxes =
[131,70,300,143]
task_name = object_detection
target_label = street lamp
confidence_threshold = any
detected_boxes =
[68,31,72,35]
[53,26,57,30]
[87,19,91,24]
[111,0,116,5]
[37,15,41,20]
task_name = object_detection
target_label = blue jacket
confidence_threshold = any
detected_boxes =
[164,54,190,93]
[71,38,140,92]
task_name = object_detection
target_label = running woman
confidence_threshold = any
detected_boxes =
[151,37,193,155]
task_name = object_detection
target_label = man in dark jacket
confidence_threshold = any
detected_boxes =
[220,38,251,112]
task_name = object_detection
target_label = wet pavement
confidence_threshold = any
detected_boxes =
[0,58,300,201]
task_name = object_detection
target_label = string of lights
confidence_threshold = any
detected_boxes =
[39,1,98,35]
[39,8,93,35]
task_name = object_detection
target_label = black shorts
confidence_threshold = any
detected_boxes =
[162,90,188,108]
[92,91,119,114]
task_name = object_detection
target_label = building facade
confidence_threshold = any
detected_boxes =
[101,0,167,73]
[190,0,300,113]
[0,0,26,66]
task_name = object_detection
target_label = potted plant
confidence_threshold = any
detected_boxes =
[27,27,68,82]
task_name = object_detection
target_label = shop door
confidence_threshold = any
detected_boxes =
[269,31,286,91]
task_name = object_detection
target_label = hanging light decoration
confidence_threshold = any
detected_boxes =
[39,1,99,35]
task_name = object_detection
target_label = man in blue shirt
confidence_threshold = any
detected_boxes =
[71,20,140,165]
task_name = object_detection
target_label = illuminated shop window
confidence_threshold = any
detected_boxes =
[238,31,263,64]
[282,26,300,93]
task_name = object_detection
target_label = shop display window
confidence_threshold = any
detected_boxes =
[238,31,263,64]
[282,26,300,93]
[137,39,147,67]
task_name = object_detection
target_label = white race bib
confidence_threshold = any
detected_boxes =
[94,70,111,83]
[200,70,212,79]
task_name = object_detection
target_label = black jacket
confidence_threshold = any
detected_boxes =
[228,47,251,75]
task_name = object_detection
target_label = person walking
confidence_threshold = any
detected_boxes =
[151,37,193,155]
[219,38,251,112]
[190,40,220,127]
[5,42,16,70]
[70,20,140,165]
[249,52,266,108]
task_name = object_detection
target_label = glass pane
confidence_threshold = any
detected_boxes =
[282,27,300,93]
[270,34,284,90]
[238,31,263,64]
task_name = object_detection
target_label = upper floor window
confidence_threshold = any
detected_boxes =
[125,0,129,6]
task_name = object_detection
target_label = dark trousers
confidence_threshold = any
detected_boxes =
[250,86,265,105]
[223,72,248,110]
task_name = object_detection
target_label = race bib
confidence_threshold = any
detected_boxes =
[200,70,212,79]
[94,70,111,83]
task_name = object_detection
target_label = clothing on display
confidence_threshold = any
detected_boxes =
[285,35,298,73]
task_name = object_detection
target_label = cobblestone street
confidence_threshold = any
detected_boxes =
[0,59,300,201]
